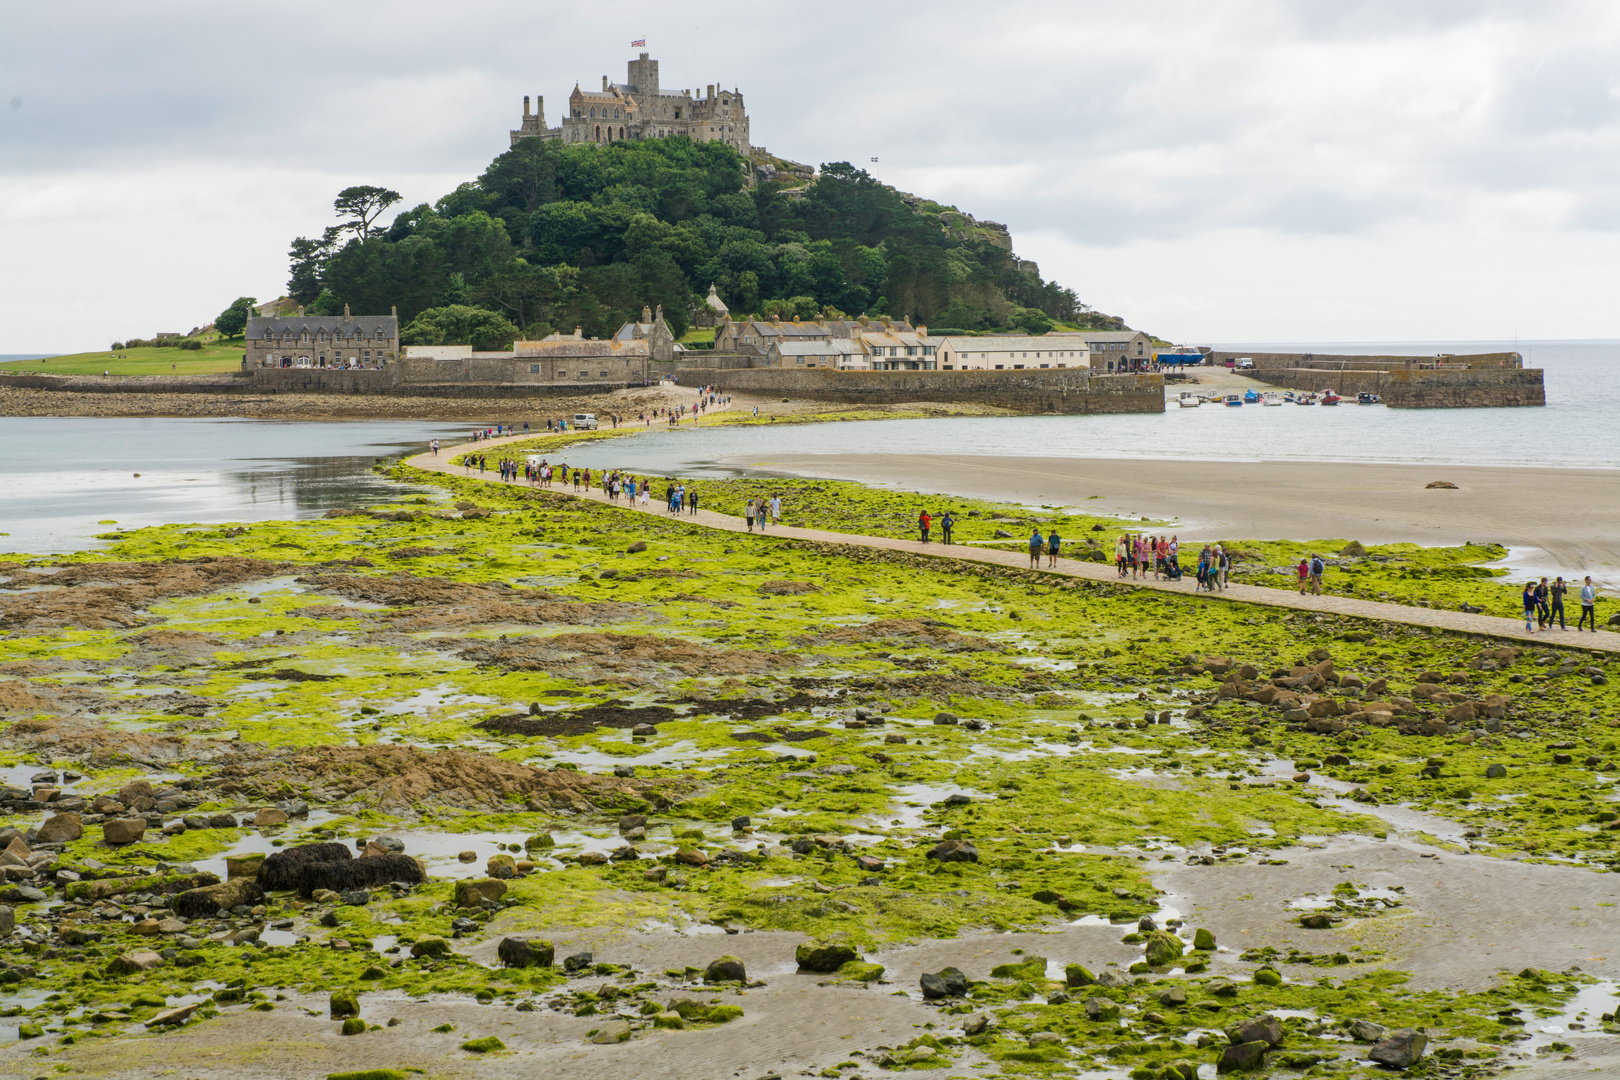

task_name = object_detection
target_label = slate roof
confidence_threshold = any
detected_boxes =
[246,315,396,339]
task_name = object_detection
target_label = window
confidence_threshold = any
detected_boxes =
[600,370,609,377]
[530,364,540,374]
[589,107,595,117]
[994,364,1004,370]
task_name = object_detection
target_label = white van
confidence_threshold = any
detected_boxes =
[573,413,599,430]
[1235,358,1255,370]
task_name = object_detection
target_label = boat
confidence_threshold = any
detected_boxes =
[1297,393,1317,405]
[1176,392,1201,408]
[1356,392,1381,404]
[1242,389,1261,403]
[1223,394,1243,407]
[1262,392,1283,406]
[1320,389,1341,405]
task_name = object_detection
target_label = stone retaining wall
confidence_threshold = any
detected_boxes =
[0,372,253,394]
[1243,366,1545,408]
[675,368,1164,413]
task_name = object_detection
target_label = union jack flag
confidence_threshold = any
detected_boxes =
[631,38,646,47]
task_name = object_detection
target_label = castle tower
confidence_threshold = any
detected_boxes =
[627,52,658,97]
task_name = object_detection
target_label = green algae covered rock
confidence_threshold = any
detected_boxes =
[340,1017,366,1036]
[329,989,359,1019]
[1065,963,1096,987]
[990,955,1048,980]
[461,1036,505,1053]
[837,960,885,982]
[703,955,747,983]
[796,941,857,972]
[1143,931,1185,967]
[327,1071,407,1080]
[1193,928,1217,951]
[410,937,452,959]
[1253,966,1282,987]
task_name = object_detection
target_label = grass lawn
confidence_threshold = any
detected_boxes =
[0,342,247,376]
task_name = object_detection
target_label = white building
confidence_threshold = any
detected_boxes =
[934,336,1089,371]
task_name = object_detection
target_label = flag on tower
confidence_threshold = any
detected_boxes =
[631,38,646,47]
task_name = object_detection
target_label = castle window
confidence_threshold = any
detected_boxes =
[589,107,595,117]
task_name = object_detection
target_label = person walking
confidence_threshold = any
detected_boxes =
[743,498,755,532]
[1047,527,1061,568]
[918,510,932,544]
[770,494,782,525]
[1028,527,1043,568]
[1522,582,1538,632]
[1549,576,1568,630]
[940,510,955,545]
[1115,535,1128,577]
[1579,576,1598,631]
[1308,553,1323,595]
[1534,577,1550,629]
[689,488,700,515]
[1297,557,1310,594]
[1220,546,1232,590]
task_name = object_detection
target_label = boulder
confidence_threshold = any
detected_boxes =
[410,937,451,958]
[101,818,147,845]
[1369,1029,1427,1069]
[117,780,156,804]
[253,808,289,828]
[1083,996,1120,1021]
[36,812,83,844]
[589,1019,632,1044]
[1159,985,1188,1007]
[796,941,858,973]
[703,955,747,983]
[105,950,165,976]
[962,1013,990,1036]
[1218,1041,1270,1072]
[1348,1019,1386,1042]
[919,967,969,999]
[991,955,1047,980]
[454,879,507,909]
[1143,930,1185,967]
[173,878,264,919]
[1485,764,1507,779]
[497,936,554,969]
[486,853,517,879]
[1227,1014,1284,1046]
[329,989,360,1018]
[1064,963,1095,987]
[224,853,266,880]
[926,839,979,863]
[144,1003,199,1028]
[1193,928,1217,951]
[0,906,12,937]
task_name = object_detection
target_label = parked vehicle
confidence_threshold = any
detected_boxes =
[573,413,599,430]
[1235,357,1255,370]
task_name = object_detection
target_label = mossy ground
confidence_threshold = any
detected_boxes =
[2,446,1618,1075]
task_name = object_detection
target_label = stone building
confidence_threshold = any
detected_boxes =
[695,283,729,327]
[1046,330,1152,372]
[243,305,398,369]
[934,336,1089,371]
[613,305,676,363]
[510,53,750,153]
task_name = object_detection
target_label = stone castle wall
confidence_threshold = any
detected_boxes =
[675,368,1164,414]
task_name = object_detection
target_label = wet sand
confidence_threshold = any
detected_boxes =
[747,453,1620,579]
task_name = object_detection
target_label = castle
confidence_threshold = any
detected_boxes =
[510,53,750,154]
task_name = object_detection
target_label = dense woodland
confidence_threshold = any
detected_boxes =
[282,138,1094,349]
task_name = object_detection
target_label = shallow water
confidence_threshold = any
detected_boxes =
[0,417,470,555]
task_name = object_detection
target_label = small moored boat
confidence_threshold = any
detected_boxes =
[1224,394,1243,407]
[1262,392,1283,406]
[1320,390,1341,405]
[1177,392,1201,408]
[1356,392,1381,404]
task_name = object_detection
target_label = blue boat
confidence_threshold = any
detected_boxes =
[1224,394,1243,407]
[1243,389,1261,403]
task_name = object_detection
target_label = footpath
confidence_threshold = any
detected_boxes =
[406,430,1620,657]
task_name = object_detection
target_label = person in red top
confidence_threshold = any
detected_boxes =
[918,511,932,544]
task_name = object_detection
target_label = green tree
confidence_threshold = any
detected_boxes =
[333,185,402,240]
[399,305,521,352]
[1011,307,1054,335]
[214,296,257,338]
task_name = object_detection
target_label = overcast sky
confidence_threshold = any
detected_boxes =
[4,0,1619,352]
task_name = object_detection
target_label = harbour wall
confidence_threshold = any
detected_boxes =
[674,368,1165,414]
[0,370,632,399]
[1239,367,1545,408]
[1207,351,1523,371]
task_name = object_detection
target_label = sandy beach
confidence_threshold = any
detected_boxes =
[749,452,1620,581]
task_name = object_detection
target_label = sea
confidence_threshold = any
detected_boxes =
[0,339,1614,555]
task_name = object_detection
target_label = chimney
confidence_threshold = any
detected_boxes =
[390,305,397,320]
[297,306,305,316]
[707,84,714,100]
[344,303,351,319]
[523,95,531,118]
[641,305,652,324]
[603,75,609,91]
[574,326,583,339]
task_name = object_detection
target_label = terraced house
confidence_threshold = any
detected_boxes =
[243,306,398,369]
